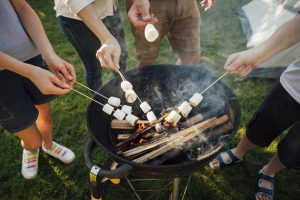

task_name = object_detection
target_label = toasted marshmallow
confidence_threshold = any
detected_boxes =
[178,101,193,117]
[155,122,164,133]
[146,111,157,124]
[108,97,121,107]
[125,89,138,103]
[189,93,203,107]
[165,110,181,125]
[125,113,139,126]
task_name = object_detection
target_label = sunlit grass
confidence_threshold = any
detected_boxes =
[0,0,299,199]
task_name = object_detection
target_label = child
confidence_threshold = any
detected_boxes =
[209,14,300,200]
[0,0,76,179]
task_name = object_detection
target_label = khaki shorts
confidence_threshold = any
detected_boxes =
[127,0,201,66]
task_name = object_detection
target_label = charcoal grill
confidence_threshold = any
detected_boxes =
[84,64,240,199]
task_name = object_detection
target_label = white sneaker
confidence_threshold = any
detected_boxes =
[21,148,39,179]
[42,141,75,164]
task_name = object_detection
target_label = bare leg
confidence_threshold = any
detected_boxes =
[256,153,286,200]
[16,123,42,152]
[176,53,200,65]
[35,103,53,149]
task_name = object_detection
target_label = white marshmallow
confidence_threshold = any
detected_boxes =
[125,113,139,126]
[120,81,133,92]
[165,110,181,124]
[102,104,114,115]
[189,93,203,107]
[121,105,132,115]
[144,23,159,42]
[125,89,137,103]
[113,109,126,120]
[108,97,121,107]
[140,101,151,113]
[178,101,193,117]
[155,122,163,133]
[146,111,157,124]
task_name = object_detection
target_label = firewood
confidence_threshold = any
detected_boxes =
[179,113,204,127]
[117,134,132,140]
[111,120,134,130]
[133,115,230,163]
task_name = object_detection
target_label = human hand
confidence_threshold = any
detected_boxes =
[200,0,216,11]
[224,49,259,77]
[29,67,72,95]
[128,0,158,30]
[44,53,76,86]
[96,36,121,72]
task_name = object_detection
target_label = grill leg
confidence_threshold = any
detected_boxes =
[170,178,180,200]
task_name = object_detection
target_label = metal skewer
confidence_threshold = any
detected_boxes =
[200,72,229,95]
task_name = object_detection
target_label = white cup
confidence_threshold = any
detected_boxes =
[144,23,159,42]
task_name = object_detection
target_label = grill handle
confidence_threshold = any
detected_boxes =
[84,137,133,178]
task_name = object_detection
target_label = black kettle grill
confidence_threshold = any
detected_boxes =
[84,64,240,199]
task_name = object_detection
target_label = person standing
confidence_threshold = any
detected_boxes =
[0,0,76,179]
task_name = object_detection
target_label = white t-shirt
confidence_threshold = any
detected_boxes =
[54,0,116,20]
[280,57,300,104]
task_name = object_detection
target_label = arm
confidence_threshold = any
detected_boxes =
[0,51,71,95]
[224,15,300,76]
[76,4,121,71]
[10,0,76,81]
[128,0,157,30]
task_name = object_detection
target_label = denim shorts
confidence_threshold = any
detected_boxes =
[0,55,55,133]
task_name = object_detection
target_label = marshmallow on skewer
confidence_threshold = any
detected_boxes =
[155,122,164,133]
[140,101,151,113]
[125,89,138,103]
[113,109,126,120]
[102,104,114,115]
[178,101,193,117]
[165,110,181,125]
[125,113,139,126]
[146,111,157,124]
[189,93,203,107]
[121,81,133,92]
[108,97,121,107]
[121,105,132,115]
[144,23,159,42]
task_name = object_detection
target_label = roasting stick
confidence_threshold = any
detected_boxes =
[71,88,105,106]
[74,81,108,100]
[200,72,229,95]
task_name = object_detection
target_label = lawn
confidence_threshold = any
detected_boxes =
[1,0,300,200]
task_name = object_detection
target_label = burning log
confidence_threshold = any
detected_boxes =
[111,119,150,130]
[132,115,230,163]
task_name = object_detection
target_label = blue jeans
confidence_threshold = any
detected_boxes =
[57,9,128,91]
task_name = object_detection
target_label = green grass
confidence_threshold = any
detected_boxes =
[1,0,300,199]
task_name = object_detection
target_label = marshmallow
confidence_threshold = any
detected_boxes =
[121,105,132,115]
[120,81,133,92]
[102,104,114,115]
[108,97,121,107]
[113,109,126,120]
[146,111,157,124]
[165,110,181,125]
[125,89,137,103]
[178,101,193,117]
[144,23,159,42]
[189,93,203,107]
[140,101,151,113]
[155,122,164,133]
[125,113,139,126]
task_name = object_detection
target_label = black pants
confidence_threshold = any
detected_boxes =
[246,81,300,169]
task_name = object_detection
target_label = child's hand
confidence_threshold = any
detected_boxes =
[224,49,259,77]
[44,53,76,86]
[29,67,72,95]
[200,0,216,11]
